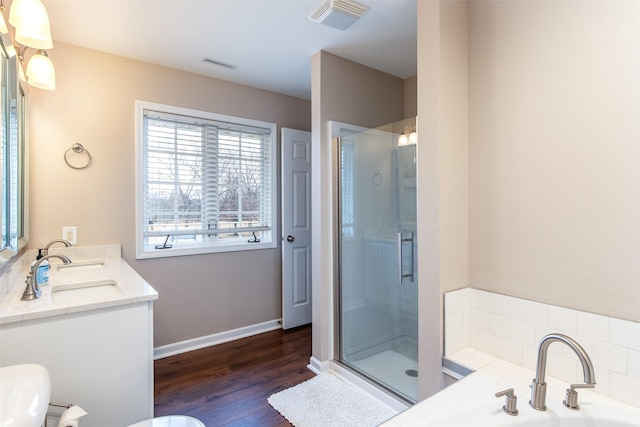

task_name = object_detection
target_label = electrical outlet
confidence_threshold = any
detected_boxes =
[62,227,77,245]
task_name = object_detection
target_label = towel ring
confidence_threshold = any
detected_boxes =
[64,143,92,170]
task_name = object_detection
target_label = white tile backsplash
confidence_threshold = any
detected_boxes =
[610,372,640,407]
[522,299,548,326]
[488,313,510,338]
[469,308,488,331]
[522,343,537,370]
[510,318,535,346]
[445,288,469,312]
[577,311,610,342]
[548,306,577,334]
[499,294,523,320]
[477,290,500,314]
[468,288,479,308]
[498,337,522,365]
[628,350,640,379]
[595,367,611,396]
[445,308,465,333]
[593,341,628,375]
[547,353,579,383]
[444,288,640,407]
[477,330,500,355]
[610,317,640,351]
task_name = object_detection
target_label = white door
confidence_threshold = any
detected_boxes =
[281,128,312,329]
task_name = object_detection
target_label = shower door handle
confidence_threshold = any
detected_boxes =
[397,232,415,284]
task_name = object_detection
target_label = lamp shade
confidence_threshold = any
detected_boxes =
[398,132,408,146]
[0,12,8,35]
[26,50,55,90]
[408,129,418,144]
[9,0,53,49]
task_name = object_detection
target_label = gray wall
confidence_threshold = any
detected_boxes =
[28,42,311,347]
[415,0,640,398]
[404,75,417,119]
[468,0,640,322]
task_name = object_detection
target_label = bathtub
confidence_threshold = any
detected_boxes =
[427,399,640,426]
[381,356,640,427]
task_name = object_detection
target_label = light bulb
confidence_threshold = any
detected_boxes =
[398,132,408,146]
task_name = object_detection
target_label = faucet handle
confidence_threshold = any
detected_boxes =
[495,388,519,416]
[563,383,595,410]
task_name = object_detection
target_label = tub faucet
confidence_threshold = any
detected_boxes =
[21,254,72,301]
[42,239,72,256]
[530,333,596,411]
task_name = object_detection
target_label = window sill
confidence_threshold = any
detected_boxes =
[136,240,277,260]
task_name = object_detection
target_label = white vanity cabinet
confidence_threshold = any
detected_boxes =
[0,245,157,427]
[0,301,154,426]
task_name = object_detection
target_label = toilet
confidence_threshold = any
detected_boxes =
[128,415,205,427]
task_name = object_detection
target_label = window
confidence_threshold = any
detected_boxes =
[135,101,277,259]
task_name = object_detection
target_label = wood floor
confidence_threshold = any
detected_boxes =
[154,324,314,427]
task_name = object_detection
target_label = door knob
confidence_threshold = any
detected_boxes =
[287,235,295,242]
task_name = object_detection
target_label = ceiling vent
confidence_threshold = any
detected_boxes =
[309,0,369,31]
[202,57,238,70]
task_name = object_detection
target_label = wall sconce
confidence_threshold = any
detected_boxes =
[0,0,55,90]
[398,126,417,146]
[398,130,408,146]
[408,126,417,144]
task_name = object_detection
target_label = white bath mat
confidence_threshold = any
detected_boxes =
[268,372,396,427]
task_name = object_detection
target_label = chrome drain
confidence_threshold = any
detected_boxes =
[405,369,418,377]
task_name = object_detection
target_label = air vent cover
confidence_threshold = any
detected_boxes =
[202,57,238,70]
[309,0,369,31]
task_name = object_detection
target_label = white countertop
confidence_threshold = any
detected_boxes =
[0,244,158,325]
[382,348,640,426]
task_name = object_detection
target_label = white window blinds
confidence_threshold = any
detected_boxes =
[137,103,276,257]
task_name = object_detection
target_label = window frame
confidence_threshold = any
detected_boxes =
[135,100,278,259]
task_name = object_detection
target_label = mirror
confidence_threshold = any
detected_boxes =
[0,32,29,268]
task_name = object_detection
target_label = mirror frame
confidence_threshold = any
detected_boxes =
[0,31,29,270]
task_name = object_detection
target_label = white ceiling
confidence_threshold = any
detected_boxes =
[42,0,417,100]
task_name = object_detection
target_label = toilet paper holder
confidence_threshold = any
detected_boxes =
[49,402,74,409]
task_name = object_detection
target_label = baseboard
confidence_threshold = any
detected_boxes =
[307,356,331,374]
[153,319,282,360]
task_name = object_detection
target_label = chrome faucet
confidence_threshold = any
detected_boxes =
[530,333,596,411]
[21,254,72,301]
[42,239,72,256]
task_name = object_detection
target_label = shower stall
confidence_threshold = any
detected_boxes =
[333,118,418,403]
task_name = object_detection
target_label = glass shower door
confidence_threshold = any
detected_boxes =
[337,119,418,403]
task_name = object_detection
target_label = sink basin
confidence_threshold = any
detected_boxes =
[55,259,105,270]
[52,280,121,303]
[0,364,51,427]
